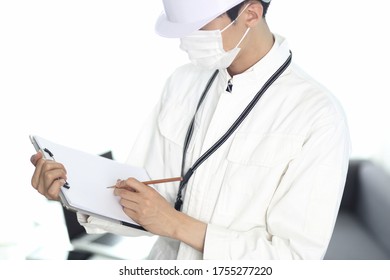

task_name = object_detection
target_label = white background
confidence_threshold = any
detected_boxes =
[0,0,389,258]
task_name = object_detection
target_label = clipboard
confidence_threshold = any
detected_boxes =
[30,135,150,231]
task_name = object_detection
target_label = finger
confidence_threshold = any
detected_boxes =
[119,197,139,220]
[31,157,45,189]
[30,151,43,166]
[119,177,147,193]
[42,166,68,186]
[120,197,139,211]
[122,206,138,220]
[37,176,63,197]
[31,151,51,189]
[44,178,66,200]
[33,159,65,189]
[114,188,140,203]
[112,179,136,192]
[37,162,67,195]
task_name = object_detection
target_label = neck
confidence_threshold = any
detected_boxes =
[227,24,274,76]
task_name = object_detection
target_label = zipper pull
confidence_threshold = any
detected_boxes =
[226,78,233,93]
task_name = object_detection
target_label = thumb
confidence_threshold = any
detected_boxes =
[30,151,43,166]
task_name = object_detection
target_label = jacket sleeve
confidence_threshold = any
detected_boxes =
[203,116,351,259]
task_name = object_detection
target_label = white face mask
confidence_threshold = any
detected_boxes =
[180,4,250,70]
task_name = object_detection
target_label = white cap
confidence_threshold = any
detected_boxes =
[155,0,246,38]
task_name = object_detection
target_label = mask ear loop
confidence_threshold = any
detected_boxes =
[235,27,250,48]
[221,3,251,33]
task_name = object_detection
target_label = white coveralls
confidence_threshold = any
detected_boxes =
[79,35,351,259]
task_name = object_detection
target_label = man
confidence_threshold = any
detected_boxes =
[31,0,351,259]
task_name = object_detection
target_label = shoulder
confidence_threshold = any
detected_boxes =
[283,63,348,125]
[161,64,217,102]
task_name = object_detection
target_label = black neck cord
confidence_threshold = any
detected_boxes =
[175,51,292,211]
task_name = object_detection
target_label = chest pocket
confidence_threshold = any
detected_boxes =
[156,103,195,180]
[158,102,193,148]
[213,133,304,228]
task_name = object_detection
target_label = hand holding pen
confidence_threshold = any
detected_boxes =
[112,177,185,237]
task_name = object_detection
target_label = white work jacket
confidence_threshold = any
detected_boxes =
[80,35,351,259]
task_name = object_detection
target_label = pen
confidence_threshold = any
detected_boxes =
[107,176,183,189]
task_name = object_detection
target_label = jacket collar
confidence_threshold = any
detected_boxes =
[222,34,291,92]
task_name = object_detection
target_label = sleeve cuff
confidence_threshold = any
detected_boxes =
[76,213,153,237]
